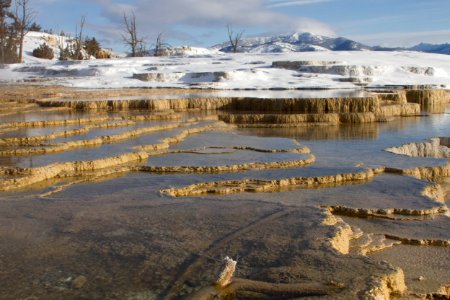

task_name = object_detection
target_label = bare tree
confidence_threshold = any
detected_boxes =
[153,33,170,56]
[226,24,244,53]
[15,0,34,63]
[121,10,145,57]
[74,15,85,60]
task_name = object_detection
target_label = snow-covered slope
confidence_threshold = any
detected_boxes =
[22,31,71,62]
[2,50,449,90]
[212,32,370,53]
[1,31,449,90]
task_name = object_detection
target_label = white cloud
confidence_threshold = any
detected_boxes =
[92,0,334,43]
[267,0,333,8]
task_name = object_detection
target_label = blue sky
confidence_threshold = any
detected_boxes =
[33,0,450,51]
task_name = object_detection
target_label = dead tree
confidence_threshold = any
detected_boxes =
[153,33,170,56]
[74,15,85,60]
[122,10,145,57]
[227,24,244,53]
[15,0,34,63]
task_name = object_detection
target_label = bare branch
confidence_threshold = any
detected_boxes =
[16,0,35,63]
[153,32,171,56]
[122,10,145,57]
[226,24,244,53]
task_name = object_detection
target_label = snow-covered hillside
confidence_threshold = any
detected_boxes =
[2,51,449,90]
[0,31,449,90]
[212,32,369,53]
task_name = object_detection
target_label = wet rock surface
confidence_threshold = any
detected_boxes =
[0,86,449,299]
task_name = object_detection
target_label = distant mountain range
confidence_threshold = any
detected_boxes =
[212,32,450,55]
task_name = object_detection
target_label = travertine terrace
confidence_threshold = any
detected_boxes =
[0,85,448,299]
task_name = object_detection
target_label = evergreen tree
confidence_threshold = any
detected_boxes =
[28,21,40,32]
[84,36,100,57]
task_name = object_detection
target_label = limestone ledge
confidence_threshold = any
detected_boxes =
[384,234,450,247]
[0,121,225,191]
[161,168,383,197]
[0,118,219,156]
[31,89,448,126]
[325,205,448,218]
[385,138,450,159]
[0,127,90,146]
[321,211,407,300]
[405,89,449,107]
[139,155,315,174]
[38,96,381,113]
[167,145,311,154]
[350,232,401,256]
[0,152,149,191]
[135,123,228,152]
[0,116,118,129]
[0,121,137,146]
[218,103,419,126]
[386,162,450,182]
[0,112,184,131]
[0,123,185,156]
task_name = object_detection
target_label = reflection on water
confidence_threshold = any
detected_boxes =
[238,122,380,140]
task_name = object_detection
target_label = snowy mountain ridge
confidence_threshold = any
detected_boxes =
[212,32,370,53]
[213,32,450,55]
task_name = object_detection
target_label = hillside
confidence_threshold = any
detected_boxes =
[212,32,450,56]
[212,32,370,53]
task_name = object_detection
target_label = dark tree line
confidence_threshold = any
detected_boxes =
[0,0,33,63]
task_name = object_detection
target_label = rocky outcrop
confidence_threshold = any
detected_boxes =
[363,268,407,300]
[321,212,355,254]
[385,138,450,158]
[422,184,447,203]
